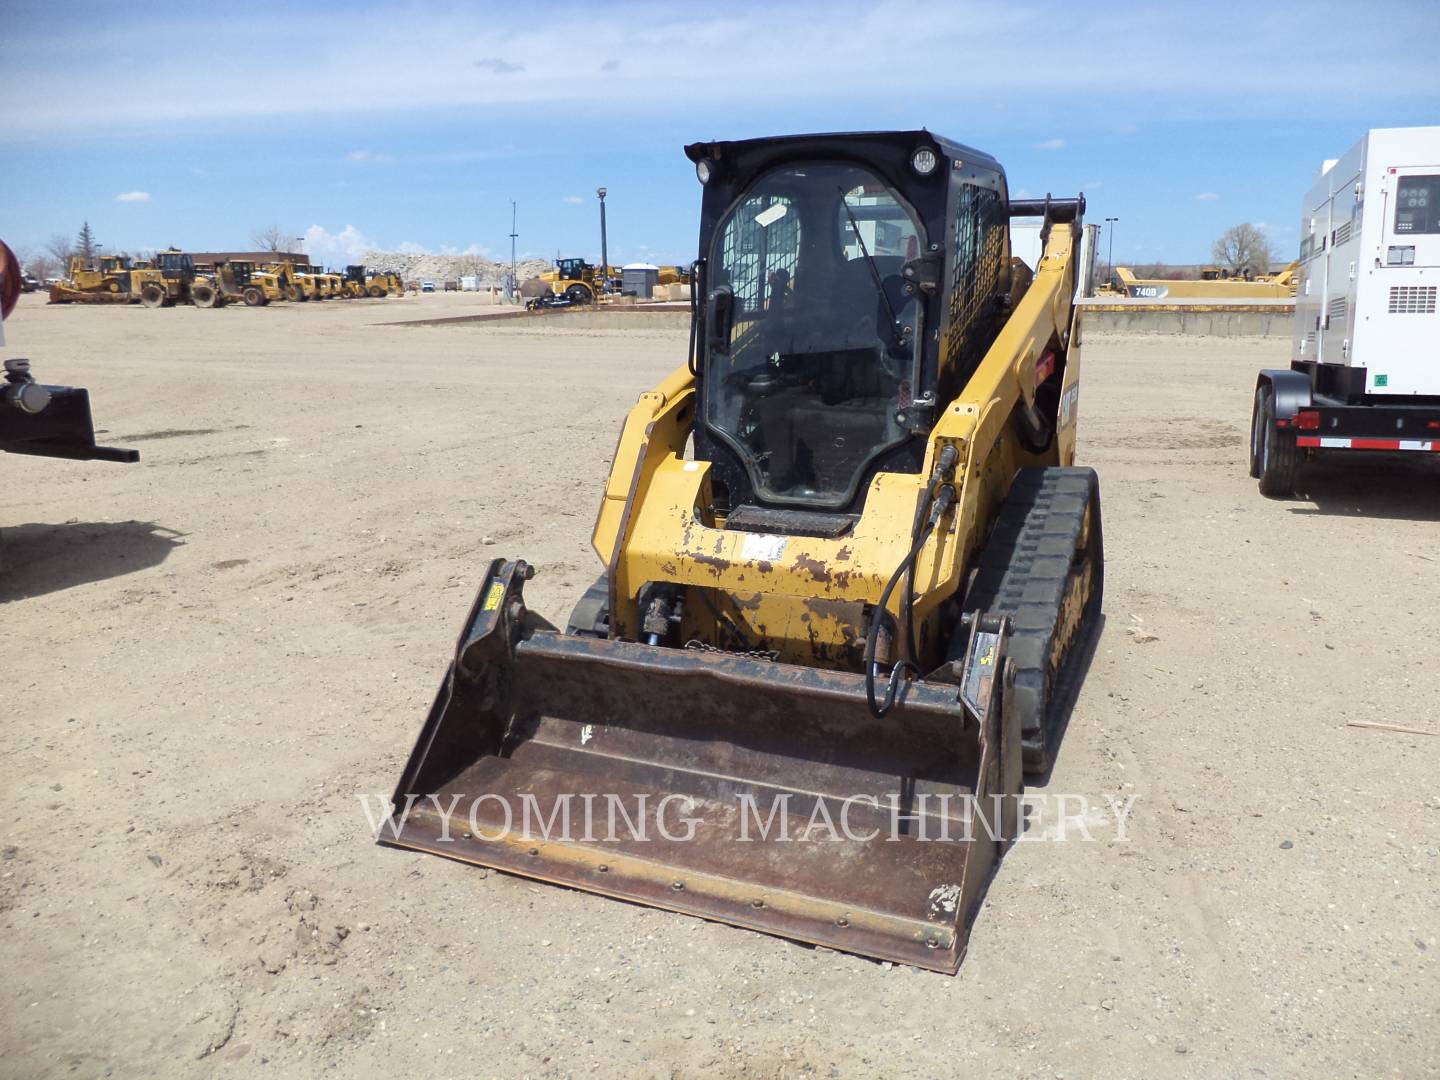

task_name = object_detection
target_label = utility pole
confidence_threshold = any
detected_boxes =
[1104,217,1119,284]
[597,187,609,295]
[509,201,518,303]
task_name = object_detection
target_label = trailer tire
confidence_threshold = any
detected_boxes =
[139,283,167,309]
[1254,386,1299,498]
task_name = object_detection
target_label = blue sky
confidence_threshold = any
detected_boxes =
[3,1,1437,270]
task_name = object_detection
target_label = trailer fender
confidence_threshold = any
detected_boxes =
[1256,368,1312,421]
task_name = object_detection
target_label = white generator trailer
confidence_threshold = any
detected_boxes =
[1250,126,1440,496]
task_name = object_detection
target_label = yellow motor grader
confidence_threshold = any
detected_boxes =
[382,131,1104,973]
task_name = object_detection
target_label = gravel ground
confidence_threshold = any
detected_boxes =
[2,293,1436,1079]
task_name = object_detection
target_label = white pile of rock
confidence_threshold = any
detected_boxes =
[362,251,551,286]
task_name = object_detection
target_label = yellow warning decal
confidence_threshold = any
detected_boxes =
[482,581,506,612]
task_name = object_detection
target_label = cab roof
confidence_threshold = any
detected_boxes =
[684,130,1000,173]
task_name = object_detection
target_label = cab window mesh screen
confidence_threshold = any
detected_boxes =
[943,184,1006,372]
[717,195,800,315]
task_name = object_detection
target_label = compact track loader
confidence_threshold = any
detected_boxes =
[382,132,1103,972]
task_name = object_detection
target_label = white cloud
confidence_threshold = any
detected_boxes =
[562,195,585,204]
[1083,179,1104,190]
[302,224,375,267]
[115,190,150,202]
[1034,138,1066,151]
[1194,192,1220,201]
[346,149,395,163]
[475,57,523,74]
[7,2,1430,135]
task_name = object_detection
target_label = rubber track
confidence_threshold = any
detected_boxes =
[962,467,1101,773]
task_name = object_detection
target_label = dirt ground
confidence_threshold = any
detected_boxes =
[2,292,1436,1079]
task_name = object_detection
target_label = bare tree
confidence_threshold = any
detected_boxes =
[457,254,490,281]
[251,226,295,253]
[1211,223,1277,277]
[18,247,58,282]
[46,233,74,266]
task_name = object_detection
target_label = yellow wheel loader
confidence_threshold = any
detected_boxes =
[280,263,320,302]
[343,265,377,298]
[320,267,346,299]
[362,269,391,298]
[535,257,619,304]
[382,132,1104,973]
[297,264,331,300]
[201,260,282,306]
[136,250,198,308]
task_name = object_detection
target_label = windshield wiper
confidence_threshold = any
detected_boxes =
[838,186,901,337]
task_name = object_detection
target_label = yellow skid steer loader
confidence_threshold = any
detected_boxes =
[382,131,1103,973]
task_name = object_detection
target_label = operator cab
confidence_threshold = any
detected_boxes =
[156,251,193,278]
[688,132,1011,522]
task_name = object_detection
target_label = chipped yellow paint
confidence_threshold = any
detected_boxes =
[589,221,1082,663]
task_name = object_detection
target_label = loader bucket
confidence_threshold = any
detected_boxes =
[382,559,1022,973]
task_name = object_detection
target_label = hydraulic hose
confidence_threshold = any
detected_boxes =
[864,446,959,719]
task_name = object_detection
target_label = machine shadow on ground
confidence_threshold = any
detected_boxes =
[1287,456,1440,522]
[1023,611,1108,789]
[0,520,185,601]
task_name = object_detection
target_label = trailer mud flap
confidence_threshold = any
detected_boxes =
[382,560,1022,973]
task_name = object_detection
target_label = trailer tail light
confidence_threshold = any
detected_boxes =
[1428,420,1440,431]
[1295,409,1321,431]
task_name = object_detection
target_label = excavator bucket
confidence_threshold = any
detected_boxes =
[381,559,1023,973]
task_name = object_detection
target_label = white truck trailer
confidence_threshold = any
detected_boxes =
[1250,126,1440,495]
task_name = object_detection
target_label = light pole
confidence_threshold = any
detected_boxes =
[1103,217,1119,284]
[597,187,609,295]
[509,200,518,303]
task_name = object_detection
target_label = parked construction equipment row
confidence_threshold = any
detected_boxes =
[47,252,405,308]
